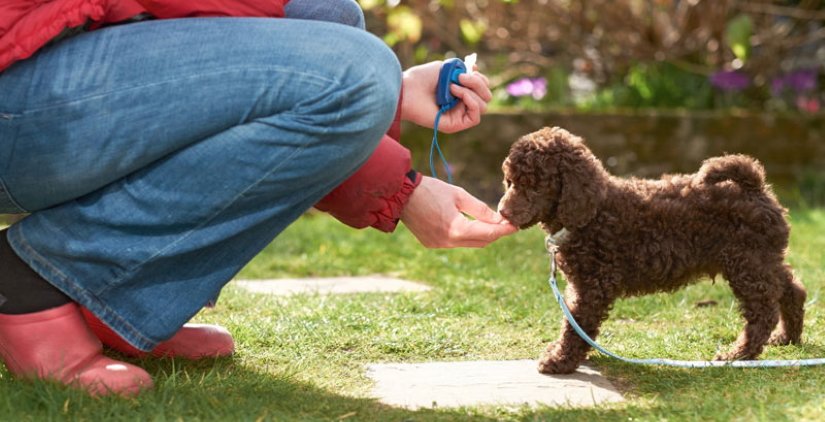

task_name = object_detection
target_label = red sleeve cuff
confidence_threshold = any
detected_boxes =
[370,170,422,232]
[314,134,420,233]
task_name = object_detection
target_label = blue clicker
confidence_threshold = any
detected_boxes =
[435,58,467,111]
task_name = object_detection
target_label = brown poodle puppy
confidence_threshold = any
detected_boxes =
[498,127,806,374]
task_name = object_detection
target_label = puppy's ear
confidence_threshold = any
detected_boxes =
[555,137,608,229]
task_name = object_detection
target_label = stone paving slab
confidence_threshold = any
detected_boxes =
[233,276,431,296]
[366,359,623,409]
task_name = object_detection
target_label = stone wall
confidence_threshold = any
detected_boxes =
[403,111,825,204]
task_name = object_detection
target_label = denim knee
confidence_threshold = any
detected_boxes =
[365,42,402,132]
[329,0,366,29]
[334,31,402,145]
[285,0,366,29]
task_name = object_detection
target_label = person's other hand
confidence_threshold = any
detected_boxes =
[400,61,492,133]
[400,176,518,248]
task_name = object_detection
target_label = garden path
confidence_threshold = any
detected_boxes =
[233,277,624,408]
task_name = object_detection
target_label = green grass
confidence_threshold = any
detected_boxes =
[2,208,825,421]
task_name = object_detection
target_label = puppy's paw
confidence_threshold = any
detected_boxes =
[537,348,580,374]
[713,348,758,361]
[767,330,792,346]
[713,350,739,361]
[537,356,579,374]
[767,328,802,346]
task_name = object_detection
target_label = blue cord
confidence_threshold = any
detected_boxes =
[429,106,453,184]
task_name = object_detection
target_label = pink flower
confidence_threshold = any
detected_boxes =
[796,96,820,113]
[506,77,547,100]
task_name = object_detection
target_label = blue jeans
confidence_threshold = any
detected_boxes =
[0,11,401,349]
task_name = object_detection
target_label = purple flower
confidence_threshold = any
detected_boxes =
[530,78,547,100]
[506,77,547,100]
[771,77,785,96]
[772,69,818,96]
[787,69,818,91]
[710,70,751,92]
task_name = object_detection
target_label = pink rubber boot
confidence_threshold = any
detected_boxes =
[81,307,234,360]
[0,303,153,397]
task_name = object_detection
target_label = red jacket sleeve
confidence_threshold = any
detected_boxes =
[315,135,421,232]
[131,0,287,18]
[315,90,423,232]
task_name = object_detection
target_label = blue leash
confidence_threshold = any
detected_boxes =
[545,235,825,368]
[429,106,453,184]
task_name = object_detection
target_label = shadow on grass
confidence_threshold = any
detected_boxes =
[6,346,824,420]
[0,353,669,421]
[0,355,515,421]
[588,353,825,420]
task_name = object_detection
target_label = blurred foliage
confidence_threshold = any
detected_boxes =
[359,0,825,113]
[581,62,715,110]
[793,168,825,207]
[726,14,754,61]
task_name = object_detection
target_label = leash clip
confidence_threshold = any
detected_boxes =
[545,235,559,253]
[544,235,558,276]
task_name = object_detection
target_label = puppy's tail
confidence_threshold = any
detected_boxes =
[699,154,765,192]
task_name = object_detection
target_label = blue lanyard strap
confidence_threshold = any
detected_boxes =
[545,238,825,368]
[429,106,453,184]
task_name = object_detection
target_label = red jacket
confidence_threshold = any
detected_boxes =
[0,0,419,232]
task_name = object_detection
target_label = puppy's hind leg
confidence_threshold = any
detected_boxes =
[768,263,806,346]
[539,279,614,374]
[716,257,783,361]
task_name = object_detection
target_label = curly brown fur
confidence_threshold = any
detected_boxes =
[498,127,806,374]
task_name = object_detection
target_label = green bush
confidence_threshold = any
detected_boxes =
[584,62,714,110]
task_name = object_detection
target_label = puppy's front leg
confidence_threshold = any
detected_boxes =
[539,280,614,374]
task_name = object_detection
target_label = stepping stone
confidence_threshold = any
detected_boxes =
[233,276,431,296]
[366,359,623,409]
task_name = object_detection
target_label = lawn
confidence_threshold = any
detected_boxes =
[1,208,824,421]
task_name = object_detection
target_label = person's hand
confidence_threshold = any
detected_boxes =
[400,176,518,248]
[400,61,492,133]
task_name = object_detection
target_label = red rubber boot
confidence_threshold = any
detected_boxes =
[0,303,153,397]
[80,307,234,360]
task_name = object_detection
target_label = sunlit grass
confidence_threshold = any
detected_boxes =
[0,208,823,421]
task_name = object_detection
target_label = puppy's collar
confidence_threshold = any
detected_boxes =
[545,228,570,249]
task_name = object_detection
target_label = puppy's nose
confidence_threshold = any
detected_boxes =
[497,204,511,220]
